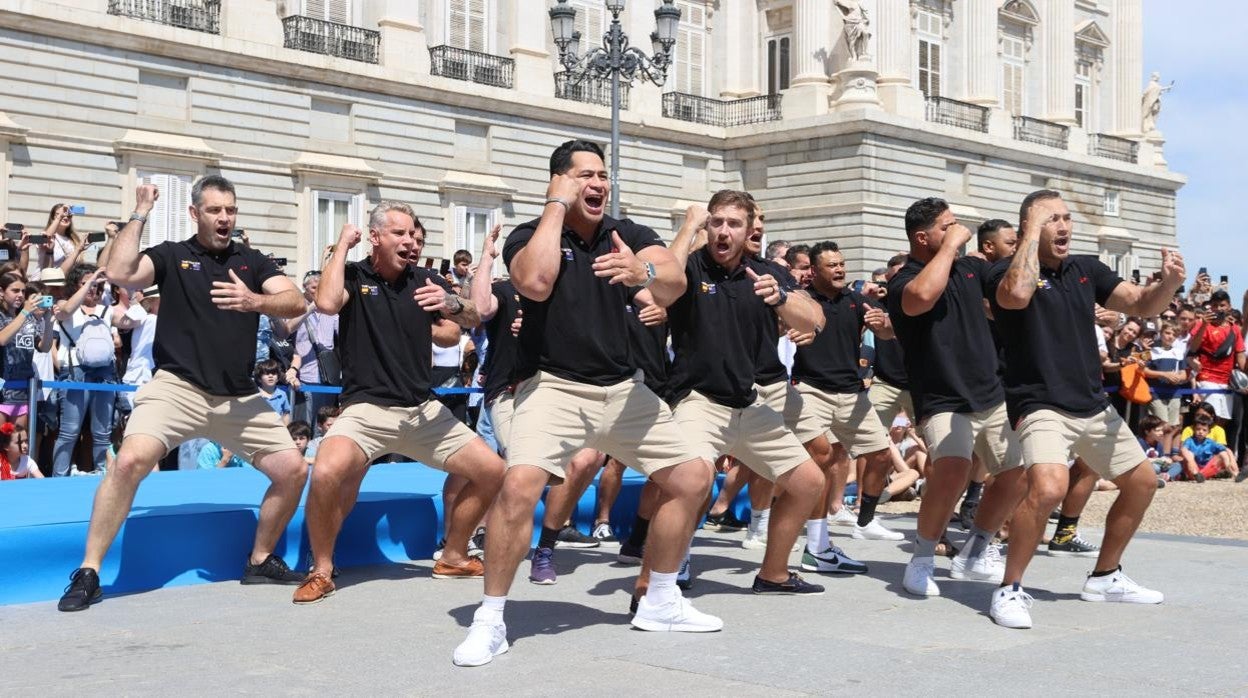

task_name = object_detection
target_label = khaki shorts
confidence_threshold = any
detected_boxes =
[755,380,802,432]
[506,370,696,480]
[1147,396,1182,425]
[921,403,1021,476]
[673,391,809,483]
[868,379,914,425]
[125,370,295,461]
[1016,406,1146,480]
[794,384,891,457]
[487,391,515,455]
[324,401,477,468]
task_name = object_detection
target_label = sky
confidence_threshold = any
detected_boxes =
[1143,1,1248,303]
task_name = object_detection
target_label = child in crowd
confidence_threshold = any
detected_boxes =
[254,358,291,425]
[0,422,43,480]
[305,405,341,460]
[1138,414,1182,482]
[1180,415,1239,482]
[1143,321,1187,453]
[196,441,249,469]
[288,420,313,465]
[1180,402,1228,446]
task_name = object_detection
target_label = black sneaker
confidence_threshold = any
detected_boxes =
[1236,470,1248,484]
[468,527,486,558]
[241,554,304,585]
[1047,534,1100,557]
[555,525,601,549]
[958,499,980,531]
[752,572,825,595]
[617,540,644,565]
[58,568,102,612]
[629,592,640,616]
[703,510,749,532]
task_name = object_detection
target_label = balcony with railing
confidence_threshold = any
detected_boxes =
[108,0,220,34]
[282,15,380,64]
[662,93,783,127]
[1013,115,1070,150]
[428,46,514,89]
[925,96,990,133]
[554,73,630,110]
[1088,133,1139,164]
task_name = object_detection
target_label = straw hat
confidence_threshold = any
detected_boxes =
[38,268,66,287]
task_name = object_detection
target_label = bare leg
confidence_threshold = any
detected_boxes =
[1003,464,1069,586]
[542,448,602,531]
[972,466,1028,534]
[642,459,714,574]
[483,465,553,597]
[826,442,851,515]
[596,457,626,523]
[708,456,747,516]
[248,447,310,565]
[305,436,370,576]
[439,439,505,565]
[747,469,775,512]
[79,434,166,570]
[915,456,971,542]
[1094,462,1158,572]
[1062,458,1098,518]
[759,460,824,582]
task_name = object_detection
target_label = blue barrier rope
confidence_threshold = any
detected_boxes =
[36,379,483,396]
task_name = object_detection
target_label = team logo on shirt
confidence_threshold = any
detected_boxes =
[562,248,575,261]
[966,272,975,278]
[179,260,202,271]
[1036,279,1052,290]
[360,284,379,296]
[700,282,717,295]
[1079,276,1089,284]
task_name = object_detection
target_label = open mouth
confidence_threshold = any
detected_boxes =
[1053,236,1070,253]
[583,192,605,214]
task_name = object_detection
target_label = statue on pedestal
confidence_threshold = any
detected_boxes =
[835,0,871,63]
[1141,71,1174,135]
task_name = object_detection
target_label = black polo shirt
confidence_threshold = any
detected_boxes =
[753,258,798,387]
[667,250,779,408]
[626,294,669,395]
[873,337,909,390]
[887,256,1004,422]
[792,288,868,394]
[336,258,451,408]
[144,238,282,396]
[502,215,664,386]
[481,279,522,403]
[986,254,1124,423]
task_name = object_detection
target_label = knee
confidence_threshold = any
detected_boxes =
[785,461,825,497]
[269,451,309,487]
[1029,477,1067,507]
[498,469,546,511]
[660,459,715,501]
[110,451,151,484]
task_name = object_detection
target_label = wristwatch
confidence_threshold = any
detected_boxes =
[129,211,148,225]
[772,287,789,307]
[638,262,657,289]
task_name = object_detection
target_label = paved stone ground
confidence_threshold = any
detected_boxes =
[3,513,1245,696]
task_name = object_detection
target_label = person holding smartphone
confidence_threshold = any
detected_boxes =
[0,272,55,432]
[37,203,88,278]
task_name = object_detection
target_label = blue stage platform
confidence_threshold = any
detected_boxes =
[0,464,751,607]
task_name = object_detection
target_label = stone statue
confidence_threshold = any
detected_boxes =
[1141,72,1174,135]
[836,0,871,63]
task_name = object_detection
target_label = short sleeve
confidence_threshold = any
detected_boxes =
[1086,257,1124,306]
[253,251,283,288]
[142,242,168,285]
[616,219,664,256]
[984,257,1011,308]
[886,264,918,315]
[419,269,453,320]
[501,221,538,267]
[964,256,994,297]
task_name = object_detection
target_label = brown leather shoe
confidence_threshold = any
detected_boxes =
[292,572,335,604]
[432,557,485,580]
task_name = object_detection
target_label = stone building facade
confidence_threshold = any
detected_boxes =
[0,0,1182,278]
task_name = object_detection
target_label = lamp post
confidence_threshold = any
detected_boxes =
[549,0,681,218]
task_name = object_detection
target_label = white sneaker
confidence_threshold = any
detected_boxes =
[452,609,509,667]
[903,556,940,596]
[827,508,858,528]
[990,585,1034,629]
[852,519,904,541]
[1080,569,1164,604]
[742,530,768,550]
[631,594,723,633]
[951,543,1005,584]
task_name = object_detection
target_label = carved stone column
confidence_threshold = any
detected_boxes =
[965,0,997,105]
[784,0,832,118]
[1112,0,1143,136]
[1043,0,1076,125]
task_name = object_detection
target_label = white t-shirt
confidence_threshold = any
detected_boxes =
[432,333,469,369]
[14,454,38,478]
[122,307,157,385]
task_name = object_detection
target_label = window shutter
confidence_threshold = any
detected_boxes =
[449,0,467,48]
[304,0,325,19]
[171,173,192,243]
[327,0,349,24]
[931,43,942,97]
[468,0,487,52]
[138,172,167,250]
[453,205,467,252]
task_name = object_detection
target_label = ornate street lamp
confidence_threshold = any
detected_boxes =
[550,0,681,218]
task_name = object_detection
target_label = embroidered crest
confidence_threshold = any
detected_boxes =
[179,260,202,272]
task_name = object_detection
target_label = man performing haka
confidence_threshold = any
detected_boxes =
[292,203,504,605]
[663,193,827,595]
[59,176,309,611]
[986,190,1185,628]
[888,198,1028,598]
[790,241,901,559]
[453,140,718,668]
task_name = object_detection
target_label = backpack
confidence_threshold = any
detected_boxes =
[61,308,115,368]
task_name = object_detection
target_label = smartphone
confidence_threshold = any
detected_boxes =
[424,257,435,269]
[87,232,107,244]
[1177,285,1185,295]
[1220,275,1229,284]
[1131,269,1141,283]
[439,259,451,276]
[1198,267,1208,276]
[231,229,245,238]
[27,233,48,244]
[69,205,86,215]
[2,226,21,241]
[0,249,8,261]
[271,257,288,267]
[38,295,54,309]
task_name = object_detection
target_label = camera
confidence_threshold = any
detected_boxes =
[38,295,54,309]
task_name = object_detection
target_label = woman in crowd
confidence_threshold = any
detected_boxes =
[37,203,88,279]
[0,272,55,432]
